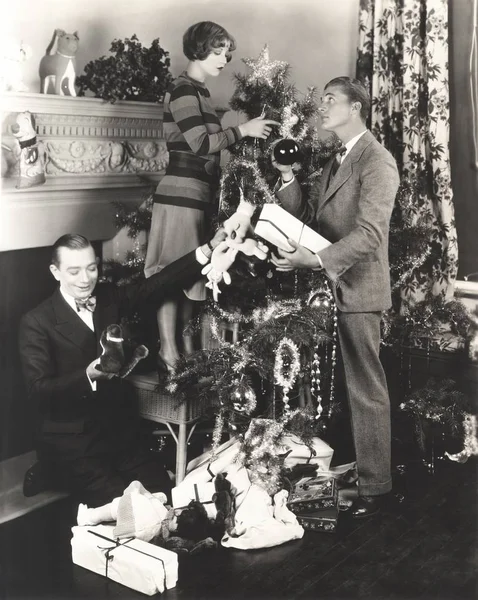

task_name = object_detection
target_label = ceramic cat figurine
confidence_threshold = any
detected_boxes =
[39,29,79,96]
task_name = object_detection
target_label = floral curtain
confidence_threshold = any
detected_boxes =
[357,0,458,301]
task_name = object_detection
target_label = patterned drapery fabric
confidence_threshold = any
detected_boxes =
[357,0,458,301]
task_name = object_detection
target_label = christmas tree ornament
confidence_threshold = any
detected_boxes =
[231,380,257,415]
[309,346,323,420]
[328,303,338,418]
[307,290,332,309]
[273,139,302,166]
[242,44,288,87]
[274,338,301,414]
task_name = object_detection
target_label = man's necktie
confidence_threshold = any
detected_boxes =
[329,146,347,180]
[75,296,97,313]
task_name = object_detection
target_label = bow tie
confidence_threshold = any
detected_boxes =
[336,145,347,157]
[75,296,96,313]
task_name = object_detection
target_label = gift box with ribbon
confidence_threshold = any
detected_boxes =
[71,525,178,596]
[296,506,339,533]
[254,203,331,253]
[282,434,334,472]
[171,480,217,519]
[287,477,338,514]
[184,437,241,484]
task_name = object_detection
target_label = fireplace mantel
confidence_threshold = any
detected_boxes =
[1,92,167,251]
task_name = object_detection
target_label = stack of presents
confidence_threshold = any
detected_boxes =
[71,433,357,595]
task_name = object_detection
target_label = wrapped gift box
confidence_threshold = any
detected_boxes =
[172,480,217,519]
[255,203,331,253]
[71,525,178,596]
[297,506,338,533]
[282,434,334,472]
[184,437,241,484]
[287,477,338,514]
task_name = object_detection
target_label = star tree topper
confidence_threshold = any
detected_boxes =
[243,44,288,87]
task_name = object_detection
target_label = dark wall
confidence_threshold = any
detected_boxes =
[450,0,478,279]
[0,243,102,461]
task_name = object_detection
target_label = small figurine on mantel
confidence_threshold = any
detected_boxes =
[39,29,79,96]
[11,111,46,189]
[0,39,32,92]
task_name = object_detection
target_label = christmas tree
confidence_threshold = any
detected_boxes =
[106,46,476,483]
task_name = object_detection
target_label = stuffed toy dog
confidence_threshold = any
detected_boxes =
[11,111,46,189]
[95,323,149,378]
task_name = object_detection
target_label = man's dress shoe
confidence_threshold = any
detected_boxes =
[23,462,48,497]
[351,494,384,519]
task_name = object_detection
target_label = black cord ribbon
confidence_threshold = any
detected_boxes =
[88,530,166,584]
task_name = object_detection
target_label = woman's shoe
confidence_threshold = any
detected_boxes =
[157,353,176,380]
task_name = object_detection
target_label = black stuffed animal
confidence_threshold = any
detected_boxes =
[95,323,149,378]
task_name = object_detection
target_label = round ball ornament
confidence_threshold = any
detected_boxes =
[307,290,332,309]
[273,139,302,165]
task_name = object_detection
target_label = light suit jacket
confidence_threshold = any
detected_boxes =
[276,131,400,312]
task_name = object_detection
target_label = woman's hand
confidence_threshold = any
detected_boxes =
[239,115,280,140]
[223,200,256,243]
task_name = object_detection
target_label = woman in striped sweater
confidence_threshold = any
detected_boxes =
[145,21,278,375]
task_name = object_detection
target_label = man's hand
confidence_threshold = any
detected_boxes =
[209,226,227,250]
[270,239,320,271]
[271,140,295,180]
[86,358,116,381]
[202,241,239,301]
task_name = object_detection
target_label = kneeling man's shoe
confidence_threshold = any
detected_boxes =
[23,462,48,497]
[351,495,384,519]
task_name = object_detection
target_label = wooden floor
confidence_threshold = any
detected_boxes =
[0,457,476,600]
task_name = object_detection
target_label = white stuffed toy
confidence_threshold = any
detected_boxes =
[202,237,269,301]
[77,480,169,542]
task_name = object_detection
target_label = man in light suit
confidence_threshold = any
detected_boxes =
[272,77,400,518]
[18,230,227,507]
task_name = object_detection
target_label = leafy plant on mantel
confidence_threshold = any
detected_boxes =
[76,35,172,103]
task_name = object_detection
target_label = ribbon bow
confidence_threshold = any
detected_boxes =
[75,296,96,313]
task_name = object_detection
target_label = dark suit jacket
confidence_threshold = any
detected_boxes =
[277,131,400,312]
[18,250,203,452]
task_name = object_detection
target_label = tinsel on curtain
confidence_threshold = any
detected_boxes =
[357,0,458,301]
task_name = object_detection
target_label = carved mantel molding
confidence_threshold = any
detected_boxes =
[1,92,167,251]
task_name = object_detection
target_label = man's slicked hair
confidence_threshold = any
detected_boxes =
[51,234,92,267]
[325,76,371,122]
[183,21,236,63]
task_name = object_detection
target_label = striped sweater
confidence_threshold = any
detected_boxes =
[155,71,243,211]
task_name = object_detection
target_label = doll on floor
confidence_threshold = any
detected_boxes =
[77,480,169,542]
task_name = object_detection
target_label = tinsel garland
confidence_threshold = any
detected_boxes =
[274,338,301,413]
[445,414,478,463]
[236,418,285,495]
[399,378,473,455]
[382,294,476,351]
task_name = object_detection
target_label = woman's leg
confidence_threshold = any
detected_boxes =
[157,299,180,372]
[180,297,196,355]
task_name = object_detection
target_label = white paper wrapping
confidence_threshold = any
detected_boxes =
[184,437,241,484]
[71,525,178,596]
[255,203,331,253]
[282,434,334,471]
